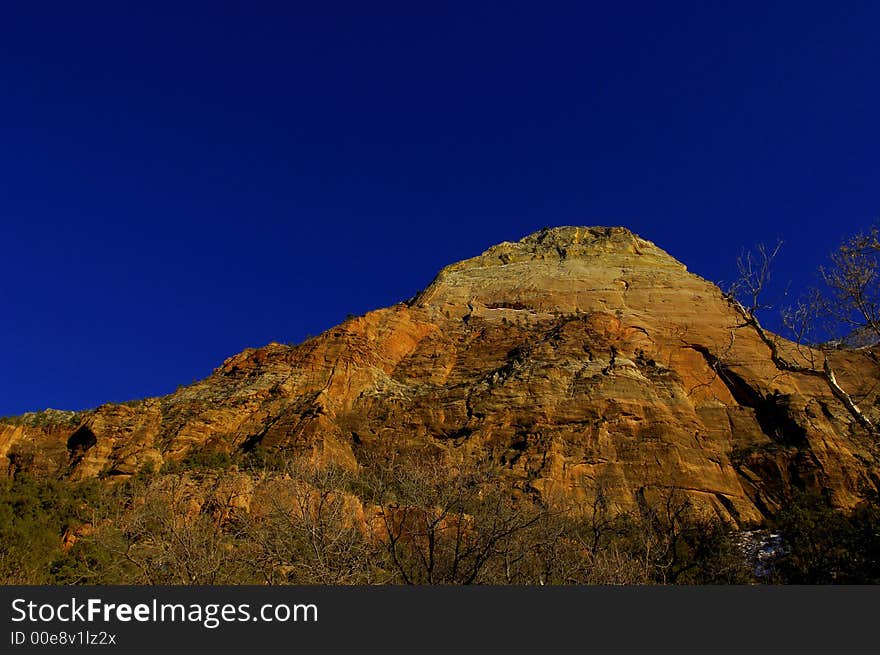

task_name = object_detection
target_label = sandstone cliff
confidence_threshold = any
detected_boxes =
[4,227,879,524]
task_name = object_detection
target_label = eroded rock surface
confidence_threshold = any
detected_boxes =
[5,227,879,523]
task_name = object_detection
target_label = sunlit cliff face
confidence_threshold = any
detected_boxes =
[3,227,878,525]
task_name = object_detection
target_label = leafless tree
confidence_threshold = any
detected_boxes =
[730,241,784,317]
[821,226,880,342]
[78,473,252,584]
[360,451,543,584]
[240,460,373,584]
[781,287,829,369]
[726,242,875,434]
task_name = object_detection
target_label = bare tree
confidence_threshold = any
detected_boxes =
[821,226,880,342]
[77,473,253,585]
[781,287,829,369]
[361,451,543,584]
[730,241,784,317]
[241,460,372,584]
[726,242,875,434]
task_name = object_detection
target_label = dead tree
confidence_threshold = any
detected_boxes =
[727,242,875,434]
[821,226,880,342]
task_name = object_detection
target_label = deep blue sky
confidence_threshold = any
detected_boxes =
[1,2,878,415]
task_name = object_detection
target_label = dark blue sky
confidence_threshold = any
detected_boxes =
[1,2,877,415]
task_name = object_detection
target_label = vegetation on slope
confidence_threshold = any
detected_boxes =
[2,452,879,585]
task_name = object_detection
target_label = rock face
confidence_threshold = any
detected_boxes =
[4,227,879,524]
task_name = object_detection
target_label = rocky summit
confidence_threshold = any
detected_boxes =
[3,226,879,524]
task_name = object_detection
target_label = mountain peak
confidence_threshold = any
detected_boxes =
[412,225,689,315]
[493,225,666,262]
[520,225,637,246]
